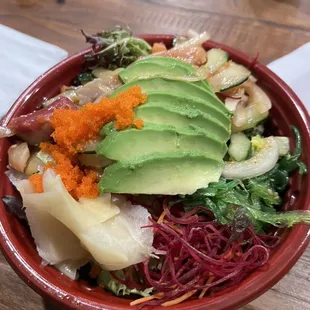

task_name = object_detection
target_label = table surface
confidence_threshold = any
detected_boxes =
[0,0,310,309]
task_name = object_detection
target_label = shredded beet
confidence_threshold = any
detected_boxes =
[248,52,260,69]
[129,204,280,308]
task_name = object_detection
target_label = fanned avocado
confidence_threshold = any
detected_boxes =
[146,91,231,127]
[98,151,224,195]
[97,124,227,161]
[101,105,229,141]
[119,56,208,89]
[134,105,230,141]
[112,78,229,114]
[97,62,233,195]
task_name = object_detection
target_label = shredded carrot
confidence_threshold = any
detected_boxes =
[161,290,197,307]
[223,249,233,260]
[29,174,44,193]
[163,220,183,235]
[152,42,167,54]
[198,276,214,299]
[130,293,164,306]
[51,86,147,154]
[158,210,166,224]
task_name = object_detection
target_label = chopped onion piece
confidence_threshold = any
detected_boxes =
[8,143,30,173]
[222,137,279,179]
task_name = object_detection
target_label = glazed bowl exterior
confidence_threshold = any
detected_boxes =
[0,35,309,310]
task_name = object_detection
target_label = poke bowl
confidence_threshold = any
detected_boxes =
[0,30,310,310]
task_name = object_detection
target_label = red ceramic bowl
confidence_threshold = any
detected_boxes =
[0,35,310,310]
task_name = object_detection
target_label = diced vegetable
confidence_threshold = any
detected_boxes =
[208,62,251,92]
[275,137,290,156]
[228,132,251,161]
[232,101,268,133]
[24,153,44,175]
[36,150,54,165]
[223,137,279,179]
[8,143,30,173]
[252,136,290,157]
[204,48,228,74]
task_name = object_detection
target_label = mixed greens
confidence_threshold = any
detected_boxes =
[1,28,309,308]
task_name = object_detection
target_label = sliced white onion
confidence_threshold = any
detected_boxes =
[222,137,279,179]
[232,100,268,132]
[275,136,290,156]
[224,88,246,112]
[54,258,89,281]
[251,83,271,114]
[8,143,30,173]
[5,168,28,187]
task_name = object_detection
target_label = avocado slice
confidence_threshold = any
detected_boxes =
[101,105,230,141]
[98,151,224,195]
[97,124,227,161]
[119,56,208,89]
[135,105,230,141]
[146,91,231,128]
[112,78,229,114]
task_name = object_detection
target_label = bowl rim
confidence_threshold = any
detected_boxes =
[0,34,310,310]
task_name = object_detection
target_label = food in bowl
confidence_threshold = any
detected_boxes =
[1,28,309,308]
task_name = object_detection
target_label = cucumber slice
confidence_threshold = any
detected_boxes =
[205,48,228,74]
[274,137,290,156]
[228,132,251,161]
[208,62,251,92]
[232,101,268,133]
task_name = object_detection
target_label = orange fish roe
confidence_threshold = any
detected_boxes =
[50,86,147,154]
[36,142,99,199]
[29,174,44,193]
[31,87,146,199]
[133,118,144,129]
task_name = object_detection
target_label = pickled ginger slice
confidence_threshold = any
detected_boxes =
[16,179,89,265]
[22,169,154,270]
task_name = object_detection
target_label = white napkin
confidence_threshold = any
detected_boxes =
[0,24,68,116]
[268,43,310,110]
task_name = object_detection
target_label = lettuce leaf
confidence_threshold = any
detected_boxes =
[97,269,153,297]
